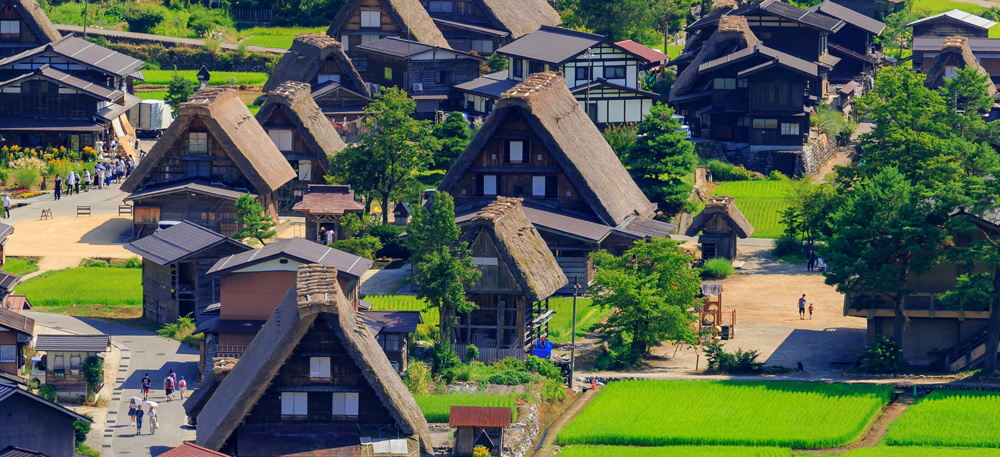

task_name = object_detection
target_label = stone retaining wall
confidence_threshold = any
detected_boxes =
[503,404,539,457]
[692,131,838,177]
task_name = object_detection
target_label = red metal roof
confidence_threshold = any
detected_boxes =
[158,443,229,457]
[614,40,667,64]
[449,406,512,427]
[292,185,366,216]
[2,295,29,314]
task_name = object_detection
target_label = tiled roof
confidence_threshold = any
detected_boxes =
[614,40,667,64]
[124,221,250,266]
[0,306,31,335]
[361,310,421,334]
[34,334,111,352]
[292,185,365,216]
[496,26,604,65]
[207,238,372,279]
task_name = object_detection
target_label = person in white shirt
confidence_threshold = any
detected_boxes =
[2,194,10,219]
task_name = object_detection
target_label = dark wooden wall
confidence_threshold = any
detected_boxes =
[0,393,78,457]
[748,68,806,112]
[0,92,100,120]
[467,230,520,293]
[142,261,175,324]
[140,117,253,189]
[745,13,826,62]
[0,3,41,44]
[914,19,989,38]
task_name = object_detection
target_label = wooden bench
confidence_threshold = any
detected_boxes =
[39,209,52,220]
[118,205,133,216]
[77,206,91,217]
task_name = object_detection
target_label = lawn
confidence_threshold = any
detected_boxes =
[367,295,439,332]
[666,45,683,59]
[134,91,168,100]
[17,267,142,307]
[558,381,892,448]
[705,180,793,239]
[414,394,517,423]
[138,70,269,86]
[558,446,791,457]
[3,257,39,276]
[237,26,327,49]
[546,297,609,344]
[840,448,1000,457]
[884,390,1000,447]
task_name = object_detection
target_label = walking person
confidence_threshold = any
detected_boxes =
[798,294,807,320]
[128,398,138,426]
[74,172,80,194]
[53,175,61,200]
[84,169,91,192]
[135,405,144,435]
[141,373,151,400]
[3,194,10,219]
[806,248,816,272]
[147,405,158,435]
[164,375,174,401]
[178,376,187,399]
[808,302,814,320]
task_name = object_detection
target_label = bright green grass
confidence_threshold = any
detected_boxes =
[238,26,327,49]
[707,180,793,239]
[414,394,517,423]
[247,105,261,115]
[134,91,168,100]
[17,267,142,307]
[558,381,892,448]
[2,257,39,276]
[666,45,683,59]
[841,448,1000,456]
[909,0,1000,38]
[547,297,608,344]
[138,70,269,86]
[884,390,1000,447]
[558,446,791,457]
[367,295,440,331]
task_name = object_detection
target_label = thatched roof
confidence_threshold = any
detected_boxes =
[256,81,347,168]
[475,0,561,39]
[925,36,999,99]
[262,33,369,97]
[685,195,755,238]
[122,88,296,195]
[461,197,567,302]
[439,72,656,227]
[195,264,433,454]
[671,15,759,100]
[327,0,450,48]
[0,0,61,45]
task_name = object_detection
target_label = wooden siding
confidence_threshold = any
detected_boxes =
[744,12,826,62]
[748,68,806,112]
[0,53,124,89]
[131,194,241,236]
[220,270,298,321]
[0,91,100,120]
[140,117,252,189]
[0,393,78,457]
[142,261,175,324]
[468,231,520,293]
[913,19,990,38]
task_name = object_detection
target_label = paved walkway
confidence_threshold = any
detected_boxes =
[24,311,199,457]
[56,24,287,55]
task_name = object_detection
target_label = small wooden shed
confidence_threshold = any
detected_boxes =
[685,195,754,260]
[392,201,411,227]
[450,406,512,456]
[34,334,110,398]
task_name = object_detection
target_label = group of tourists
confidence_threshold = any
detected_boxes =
[128,370,187,436]
[52,156,138,200]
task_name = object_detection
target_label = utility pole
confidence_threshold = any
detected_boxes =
[83,0,89,39]
[584,48,595,122]
[569,275,580,388]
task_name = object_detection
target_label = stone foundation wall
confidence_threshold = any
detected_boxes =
[798,133,838,176]
[503,404,539,457]
[692,132,838,177]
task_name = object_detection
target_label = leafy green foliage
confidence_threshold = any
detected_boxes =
[603,123,637,160]
[622,104,696,216]
[414,394,517,423]
[38,384,56,401]
[157,313,196,341]
[487,53,508,72]
[561,0,690,45]
[812,104,849,141]
[857,335,907,374]
[431,341,461,375]
[464,344,479,362]
[233,194,277,245]
[558,381,892,447]
[431,112,472,170]
[703,342,763,374]
[74,417,92,444]
[329,236,382,260]
[403,361,434,395]
[886,390,1000,447]
[165,74,197,116]
[18,268,141,306]
[82,356,103,391]
[558,446,792,457]
[701,258,734,279]
[704,160,762,181]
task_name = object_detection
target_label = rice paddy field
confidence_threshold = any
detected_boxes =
[138,70,269,86]
[884,390,1000,448]
[558,381,892,448]
[413,394,517,423]
[840,448,1000,457]
[237,26,327,49]
[546,297,609,343]
[366,295,439,331]
[17,267,142,307]
[2,257,39,276]
[559,446,790,457]
[134,91,168,100]
[707,180,793,239]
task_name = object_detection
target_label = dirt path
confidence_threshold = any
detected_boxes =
[532,388,597,457]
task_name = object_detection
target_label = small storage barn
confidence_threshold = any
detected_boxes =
[685,195,755,260]
[34,334,110,399]
[450,406,512,456]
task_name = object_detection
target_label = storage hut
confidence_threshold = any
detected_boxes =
[685,195,754,260]
[392,201,411,226]
[450,406,512,456]
[34,334,110,399]
[291,184,366,243]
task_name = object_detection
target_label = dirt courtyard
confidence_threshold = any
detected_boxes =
[7,215,133,274]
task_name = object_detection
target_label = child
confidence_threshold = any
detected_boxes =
[809,303,814,320]
[128,398,138,426]
[135,405,144,435]
[178,376,187,399]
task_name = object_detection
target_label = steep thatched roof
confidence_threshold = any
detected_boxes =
[0,0,61,45]
[685,195,755,238]
[195,264,433,454]
[475,0,561,39]
[925,36,999,99]
[256,81,347,168]
[121,87,296,195]
[439,72,656,227]
[262,33,369,97]
[671,15,759,100]
[327,0,450,48]
[461,197,567,302]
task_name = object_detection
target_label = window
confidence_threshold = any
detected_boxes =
[575,66,590,81]
[268,129,293,151]
[428,1,453,12]
[532,176,547,196]
[604,66,626,79]
[470,40,493,54]
[317,74,341,84]
[0,21,19,35]
[310,357,331,380]
[781,122,800,135]
[713,78,736,90]
[472,257,499,266]
[189,132,208,153]
[360,10,381,28]
[435,70,456,84]
[361,34,379,44]
[384,66,393,80]
[483,175,497,195]
[332,392,359,416]
[281,392,308,418]
[945,66,958,80]
[512,58,523,78]
[752,119,777,129]
[381,334,401,351]
[0,345,14,363]
[529,61,545,74]
[819,34,828,55]
[186,160,211,178]
[70,355,81,373]
[506,140,524,163]
[54,355,64,370]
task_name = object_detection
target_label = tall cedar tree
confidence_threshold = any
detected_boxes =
[590,239,701,368]
[331,87,434,223]
[820,167,946,347]
[233,194,277,245]
[165,74,196,116]
[407,192,481,342]
[624,103,696,216]
[431,112,472,170]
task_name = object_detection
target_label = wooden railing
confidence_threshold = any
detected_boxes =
[456,343,524,363]
[216,344,249,358]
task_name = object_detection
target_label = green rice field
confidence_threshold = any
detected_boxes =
[841,448,1000,457]
[17,267,142,307]
[706,180,793,239]
[414,394,517,423]
[910,0,1000,37]
[558,381,892,448]
[139,70,269,86]
[237,26,327,49]
[558,446,790,457]
[885,390,1000,448]
[366,295,439,331]
[2,257,39,276]
[134,91,168,100]
[546,297,609,343]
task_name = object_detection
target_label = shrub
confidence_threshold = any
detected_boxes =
[82,356,103,392]
[80,258,110,268]
[772,234,804,258]
[76,444,99,457]
[704,342,763,374]
[542,377,567,404]
[705,159,762,181]
[464,344,479,363]
[488,370,534,385]
[369,223,409,258]
[524,355,561,379]
[431,341,460,375]
[329,235,383,260]
[403,361,433,395]
[123,3,165,33]
[74,417,92,444]
[858,335,907,374]
[768,170,787,180]
[702,258,734,279]
[10,165,40,189]
[124,257,142,268]
[157,313,195,341]
[39,384,56,401]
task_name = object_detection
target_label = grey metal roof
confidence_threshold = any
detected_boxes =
[615,217,676,239]
[0,447,45,457]
[433,18,509,37]
[740,0,844,31]
[0,273,20,293]
[496,26,605,65]
[453,69,517,98]
[699,44,818,77]
[34,334,110,352]
[125,221,251,266]
[810,0,885,34]
[0,222,12,241]
[357,37,435,58]
[125,180,254,202]
[0,382,92,422]
[0,65,122,101]
[207,238,373,279]
[914,36,1000,52]
[907,9,997,30]
[458,204,614,242]
[361,310,422,333]
[0,35,145,76]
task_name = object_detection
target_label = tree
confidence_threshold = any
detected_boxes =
[165,73,197,116]
[431,112,472,170]
[877,10,918,59]
[940,66,1000,142]
[622,103,696,216]
[820,167,946,347]
[82,356,103,399]
[232,194,277,244]
[603,123,637,160]
[407,192,481,342]
[573,0,662,44]
[331,87,435,223]
[589,239,702,368]
[486,53,508,73]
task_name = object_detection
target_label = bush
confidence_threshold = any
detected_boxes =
[123,3,165,33]
[704,342,763,374]
[10,165,40,189]
[473,445,491,457]
[430,341,460,375]
[524,355,561,379]
[702,257,734,279]
[329,235,383,260]
[74,417,92,444]
[464,344,479,363]
[369,223,409,258]
[768,170,787,181]
[858,335,907,374]
[772,234,804,258]
[79,258,110,268]
[38,384,56,401]
[488,370,534,385]
[82,356,102,392]
[124,257,142,268]
[542,377,567,404]
[157,313,195,341]
[403,361,434,395]
[76,444,99,457]
[705,159,762,182]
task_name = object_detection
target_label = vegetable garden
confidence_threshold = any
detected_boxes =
[885,390,1000,448]
[414,394,517,423]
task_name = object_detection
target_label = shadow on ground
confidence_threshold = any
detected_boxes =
[77,218,132,246]
[765,327,865,370]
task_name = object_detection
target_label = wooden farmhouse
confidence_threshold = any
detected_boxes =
[0,35,145,151]
[327,0,450,60]
[418,0,560,55]
[0,0,61,58]
[808,0,885,83]
[0,307,32,381]
[124,221,251,324]
[292,184,366,243]
[685,196,755,260]
[356,36,484,115]
[194,264,434,456]
[441,72,674,293]
[454,197,567,361]
[908,9,995,38]
[923,36,1000,99]
[34,334,110,399]
[455,26,662,127]
[262,33,372,138]
[0,381,91,457]
[256,81,348,209]
[121,87,296,240]
[450,406,512,456]
[361,310,422,371]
